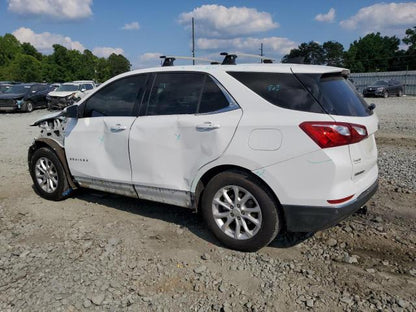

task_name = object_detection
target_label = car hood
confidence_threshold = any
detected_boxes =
[365,85,385,89]
[48,91,78,97]
[0,93,26,100]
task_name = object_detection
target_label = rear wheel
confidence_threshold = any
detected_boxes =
[397,90,403,97]
[29,147,71,201]
[201,171,280,252]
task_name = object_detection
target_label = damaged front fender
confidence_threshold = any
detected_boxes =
[28,110,78,190]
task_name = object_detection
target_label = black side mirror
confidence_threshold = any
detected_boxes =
[65,105,79,118]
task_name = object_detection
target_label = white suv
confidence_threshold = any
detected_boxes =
[28,63,378,251]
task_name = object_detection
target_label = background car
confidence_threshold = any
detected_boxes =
[47,82,95,110]
[0,83,53,112]
[362,79,404,98]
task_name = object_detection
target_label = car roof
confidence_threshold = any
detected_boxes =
[104,63,347,87]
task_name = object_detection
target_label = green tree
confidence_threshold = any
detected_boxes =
[107,53,131,78]
[403,26,416,70]
[323,41,345,67]
[282,41,325,65]
[21,42,42,61]
[8,54,41,82]
[0,33,22,66]
[344,32,401,72]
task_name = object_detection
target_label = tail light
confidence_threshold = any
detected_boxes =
[299,122,368,148]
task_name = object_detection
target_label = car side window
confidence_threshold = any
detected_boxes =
[145,73,231,116]
[84,75,146,117]
[146,72,205,116]
[199,76,230,113]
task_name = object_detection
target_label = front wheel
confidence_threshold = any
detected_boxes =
[22,101,34,112]
[29,147,71,201]
[383,91,389,98]
[201,171,280,252]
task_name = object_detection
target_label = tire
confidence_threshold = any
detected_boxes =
[29,147,71,201]
[383,91,389,98]
[201,171,280,252]
[397,90,403,97]
[22,101,34,112]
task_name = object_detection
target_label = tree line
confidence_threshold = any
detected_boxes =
[282,26,416,72]
[0,34,131,83]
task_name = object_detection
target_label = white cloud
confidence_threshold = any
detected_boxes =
[179,5,278,38]
[315,8,335,23]
[13,27,85,53]
[196,37,297,56]
[132,52,163,69]
[340,2,416,33]
[92,47,125,58]
[122,22,140,31]
[8,0,92,20]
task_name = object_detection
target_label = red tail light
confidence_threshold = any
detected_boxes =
[299,122,368,148]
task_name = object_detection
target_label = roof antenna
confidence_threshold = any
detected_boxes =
[220,52,237,65]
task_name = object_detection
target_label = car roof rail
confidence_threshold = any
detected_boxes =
[160,55,220,67]
[231,52,275,63]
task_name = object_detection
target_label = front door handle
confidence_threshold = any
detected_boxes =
[196,122,221,131]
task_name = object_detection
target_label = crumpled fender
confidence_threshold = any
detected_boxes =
[28,138,77,190]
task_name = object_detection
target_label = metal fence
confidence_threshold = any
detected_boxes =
[350,70,416,95]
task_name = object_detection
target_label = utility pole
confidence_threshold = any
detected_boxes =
[192,17,195,65]
[260,43,264,63]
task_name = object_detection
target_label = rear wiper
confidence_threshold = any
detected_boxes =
[368,103,376,111]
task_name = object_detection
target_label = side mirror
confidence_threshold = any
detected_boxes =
[81,88,86,92]
[65,105,79,118]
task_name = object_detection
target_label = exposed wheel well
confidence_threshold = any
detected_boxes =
[195,165,287,231]
[28,139,77,190]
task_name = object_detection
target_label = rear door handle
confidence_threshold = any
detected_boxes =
[110,124,127,132]
[196,122,221,131]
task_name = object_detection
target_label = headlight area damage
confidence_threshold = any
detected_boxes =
[27,108,78,193]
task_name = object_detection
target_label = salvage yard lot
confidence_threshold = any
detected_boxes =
[0,97,415,311]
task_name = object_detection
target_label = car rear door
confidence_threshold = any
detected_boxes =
[129,72,242,207]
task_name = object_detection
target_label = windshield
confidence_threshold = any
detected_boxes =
[56,84,79,92]
[374,81,388,86]
[4,85,31,94]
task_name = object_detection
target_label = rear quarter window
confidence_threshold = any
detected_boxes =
[227,72,324,113]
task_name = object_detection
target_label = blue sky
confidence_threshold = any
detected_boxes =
[1,1,415,68]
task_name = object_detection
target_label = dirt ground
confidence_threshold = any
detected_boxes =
[0,97,415,311]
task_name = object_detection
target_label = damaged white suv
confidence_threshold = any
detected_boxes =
[28,62,378,251]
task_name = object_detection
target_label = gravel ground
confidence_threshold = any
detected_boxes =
[0,97,415,312]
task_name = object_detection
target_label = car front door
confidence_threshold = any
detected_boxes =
[64,74,147,197]
[129,72,242,207]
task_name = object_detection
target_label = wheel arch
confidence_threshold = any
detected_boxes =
[28,138,77,190]
[193,164,287,231]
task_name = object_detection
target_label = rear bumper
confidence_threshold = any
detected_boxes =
[282,179,378,232]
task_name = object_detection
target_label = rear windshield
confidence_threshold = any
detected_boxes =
[297,74,370,116]
[228,71,371,116]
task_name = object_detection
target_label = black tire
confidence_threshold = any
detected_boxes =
[29,147,71,201]
[22,101,34,112]
[201,171,280,252]
[383,91,389,98]
[397,90,403,97]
